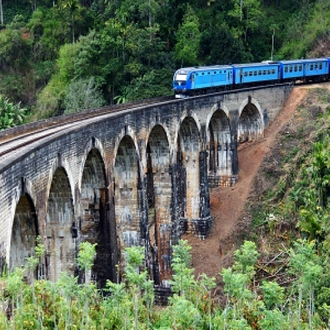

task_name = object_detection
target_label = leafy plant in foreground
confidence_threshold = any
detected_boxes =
[0,95,26,130]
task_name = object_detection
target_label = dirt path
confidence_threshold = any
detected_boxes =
[182,84,323,280]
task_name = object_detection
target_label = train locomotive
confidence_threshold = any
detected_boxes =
[173,58,330,98]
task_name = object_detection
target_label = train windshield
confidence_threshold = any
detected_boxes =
[174,71,188,85]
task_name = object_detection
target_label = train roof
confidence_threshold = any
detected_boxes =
[231,62,279,68]
[280,58,329,64]
[175,65,233,74]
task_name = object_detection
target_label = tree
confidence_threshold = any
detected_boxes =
[200,22,246,64]
[0,0,3,25]
[228,0,263,45]
[36,42,79,114]
[61,0,82,43]
[64,77,106,113]
[288,239,323,328]
[0,25,33,104]
[0,95,26,130]
[174,5,201,67]
[124,69,172,102]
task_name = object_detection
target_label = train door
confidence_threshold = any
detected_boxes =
[228,70,233,84]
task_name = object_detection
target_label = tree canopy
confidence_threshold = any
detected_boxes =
[0,0,327,119]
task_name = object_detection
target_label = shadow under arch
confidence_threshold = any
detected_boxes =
[80,147,111,287]
[10,193,39,279]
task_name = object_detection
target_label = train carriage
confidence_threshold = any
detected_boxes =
[280,58,330,82]
[173,65,233,98]
[172,57,330,98]
[232,62,280,86]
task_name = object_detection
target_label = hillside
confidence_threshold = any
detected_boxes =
[184,83,330,283]
[2,0,328,120]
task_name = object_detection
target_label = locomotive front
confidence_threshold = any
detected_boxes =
[172,68,193,98]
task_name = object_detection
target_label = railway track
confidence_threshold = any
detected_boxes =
[0,81,302,161]
[0,96,175,161]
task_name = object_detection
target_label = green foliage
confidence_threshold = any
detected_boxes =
[1,239,330,328]
[0,0,323,114]
[279,0,329,58]
[0,95,26,129]
[125,69,173,102]
[77,241,97,271]
[166,295,202,329]
[228,0,263,45]
[174,5,201,66]
[233,240,259,277]
[261,280,285,310]
[169,239,195,297]
[64,77,106,113]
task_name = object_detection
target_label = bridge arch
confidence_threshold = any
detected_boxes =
[80,143,110,286]
[46,165,75,281]
[8,176,38,255]
[238,97,264,143]
[114,135,141,269]
[207,108,232,186]
[79,137,106,189]
[9,177,39,278]
[176,116,202,230]
[145,124,172,285]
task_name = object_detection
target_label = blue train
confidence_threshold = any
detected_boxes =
[173,58,330,98]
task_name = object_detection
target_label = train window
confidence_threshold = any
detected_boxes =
[254,71,257,76]
[285,67,288,73]
[214,72,216,74]
[258,70,261,75]
[202,72,204,75]
[272,69,275,74]
[268,70,271,74]
[315,64,318,69]
[294,66,297,72]
[299,65,302,71]
[289,66,293,72]
[310,64,314,70]
[249,71,252,76]
[263,70,266,75]
[244,72,248,77]
[320,63,323,69]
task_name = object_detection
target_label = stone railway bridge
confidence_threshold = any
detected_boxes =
[0,84,292,288]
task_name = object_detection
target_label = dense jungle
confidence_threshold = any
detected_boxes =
[0,0,330,122]
[1,0,330,329]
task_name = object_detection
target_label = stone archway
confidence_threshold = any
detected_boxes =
[208,110,232,186]
[46,167,75,281]
[10,194,39,279]
[114,135,140,268]
[146,125,171,285]
[238,103,262,143]
[177,117,201,230]
[81,148,110,287]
